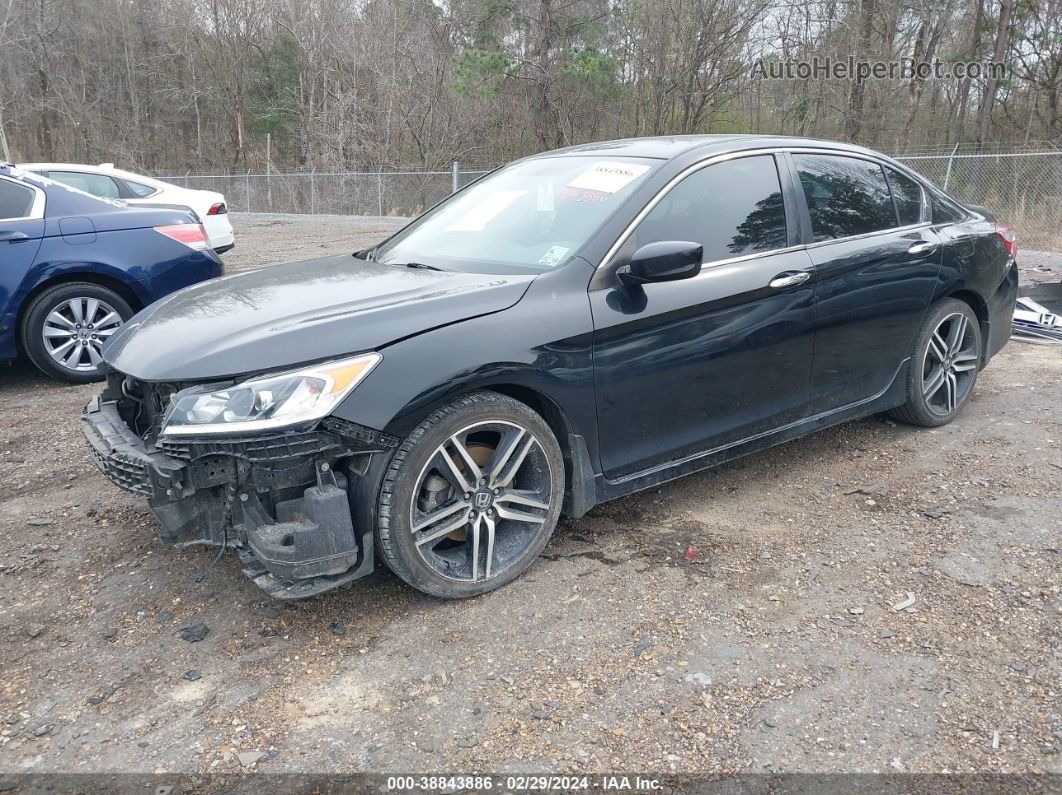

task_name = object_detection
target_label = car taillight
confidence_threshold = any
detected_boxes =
[155,223,210,250]
[207,202,227,215]
[994,223,1017,259]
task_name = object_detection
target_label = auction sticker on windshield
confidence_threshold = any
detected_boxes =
[567,161,650,194]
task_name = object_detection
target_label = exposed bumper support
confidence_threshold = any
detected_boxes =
[82,397,395,598]
[238,472,375,598]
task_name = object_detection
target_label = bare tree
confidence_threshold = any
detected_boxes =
[977,0,1015,148]
[0,0,1057,171]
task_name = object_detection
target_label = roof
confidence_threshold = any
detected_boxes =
[534,134,881,161]
[19,162,129,174]
[17,162,175,192]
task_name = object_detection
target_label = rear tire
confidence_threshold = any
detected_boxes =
[21,282,133,384]
[376,391,565,598]
[890,298,981,427]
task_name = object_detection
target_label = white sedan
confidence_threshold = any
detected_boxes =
[18,162,236,254]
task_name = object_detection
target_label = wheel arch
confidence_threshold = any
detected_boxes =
[16,271,145,350]
[381,379,597,518]
[487,384,597,513]
[488,383,574,445]
[943,288,990,364]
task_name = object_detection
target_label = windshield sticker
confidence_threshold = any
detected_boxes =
[557,186,611,203]
[567,161,650,194]
[537,181,555,212]
[538,245,569,268]
[445,189,525,232]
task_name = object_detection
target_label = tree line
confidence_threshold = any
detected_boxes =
[0,0,1058,173]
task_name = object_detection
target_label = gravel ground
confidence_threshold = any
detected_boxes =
[0,214,1060,778]
[221,213,409,275]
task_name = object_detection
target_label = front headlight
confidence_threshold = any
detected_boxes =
[160,353,381,436]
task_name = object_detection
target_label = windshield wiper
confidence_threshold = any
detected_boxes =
[396,261,446,271]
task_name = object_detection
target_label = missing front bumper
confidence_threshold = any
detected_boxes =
[82,396,396,598]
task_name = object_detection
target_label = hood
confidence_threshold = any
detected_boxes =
[103,255,535,381]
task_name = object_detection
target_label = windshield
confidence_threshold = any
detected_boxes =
[372,156,657,273]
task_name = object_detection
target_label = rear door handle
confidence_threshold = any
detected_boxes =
[769,270,811,289]
[907,241,937,257]
[0,230,29,243]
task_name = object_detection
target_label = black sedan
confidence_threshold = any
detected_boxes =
[82,135,1018,599]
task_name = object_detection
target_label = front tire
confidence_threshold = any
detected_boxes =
[376,391,565,598]
[21,283,133,384]
[890,298,981,427]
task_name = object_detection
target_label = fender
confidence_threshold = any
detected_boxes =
[332,258,602,471]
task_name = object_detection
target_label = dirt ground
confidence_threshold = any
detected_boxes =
[1,214,1060,778]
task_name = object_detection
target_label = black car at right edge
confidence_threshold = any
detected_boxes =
[82,135,1019,600]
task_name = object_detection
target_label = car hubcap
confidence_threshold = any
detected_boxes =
[410,420,553,583]
[42,297,123,372]
[922,312,978,416]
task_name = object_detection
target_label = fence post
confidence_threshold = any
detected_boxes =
[245,171,251,213]
[377,173,384,216]
[452,160,459,193]
[0,119,10,162]
[310,169,316,215]
[943,142,959,190]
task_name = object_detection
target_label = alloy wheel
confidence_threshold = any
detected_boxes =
[42,297,124,373]
[921,312,978,416]
[409,420,553,583]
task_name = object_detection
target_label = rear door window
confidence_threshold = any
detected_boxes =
[885,168,924,226]
[634,155,788,263]
[0,179,36,219]
[48,171,122,199]
[793,154,897,241]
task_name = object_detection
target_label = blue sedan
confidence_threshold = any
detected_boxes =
[0,163,222,382]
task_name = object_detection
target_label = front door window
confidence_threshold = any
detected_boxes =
[633,155,788,263]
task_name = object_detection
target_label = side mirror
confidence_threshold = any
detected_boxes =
[618,241,703,285]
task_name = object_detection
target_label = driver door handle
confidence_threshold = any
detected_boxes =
[0,230,29,243]
[769,270,811,289]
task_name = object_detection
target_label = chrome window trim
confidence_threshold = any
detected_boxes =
[597,145,937,273]
[0,174,46,221]
[684,244,808,280]
[803,220,932,250]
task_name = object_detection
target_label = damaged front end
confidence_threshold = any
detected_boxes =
[82,370,397,598]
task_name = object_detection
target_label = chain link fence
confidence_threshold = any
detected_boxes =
[162,151,1062,251]
[160,166,491,218]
